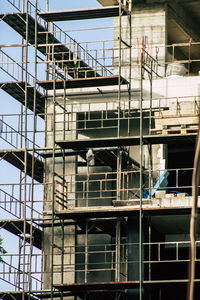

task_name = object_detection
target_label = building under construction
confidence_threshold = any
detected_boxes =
[0,0,200,299]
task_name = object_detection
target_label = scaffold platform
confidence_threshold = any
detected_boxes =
[54,281,139,293]
[0,150,43,183]
[0,219,42,249]
[56,133,196,150]
[53,206,192,220]
[39,6,127,22]
[0,82,45,118]
[37,75,128,90]
[0,13,102,78]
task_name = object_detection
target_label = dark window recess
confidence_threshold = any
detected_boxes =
[167,144,195,195]
[77,111,118,130]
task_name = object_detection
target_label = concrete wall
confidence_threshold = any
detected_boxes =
[114,5,167,79]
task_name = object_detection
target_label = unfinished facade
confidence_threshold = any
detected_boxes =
[0,0,200,299]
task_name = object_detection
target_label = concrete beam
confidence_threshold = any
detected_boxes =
[98,0,200,4]
[97,0,132,7]
[132,0,200,11]
[97,0,119,5]
[146,0,200,3]
[168,3,200,41]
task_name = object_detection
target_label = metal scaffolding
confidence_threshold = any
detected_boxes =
[0,0,200,299]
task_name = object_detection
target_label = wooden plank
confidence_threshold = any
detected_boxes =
[37,75,128,90]
[54,281,140,292]
[39,6,124,22]
[162,128,198,135]
[53,206,192,220]
[155,124,199,135]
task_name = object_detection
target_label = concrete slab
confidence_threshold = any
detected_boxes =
[97,0,119,6]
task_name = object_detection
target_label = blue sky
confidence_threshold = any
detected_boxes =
[0,0,114,291]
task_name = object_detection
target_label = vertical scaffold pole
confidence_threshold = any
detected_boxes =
[51,54,56,300]
[85,222,88,283]
[28,0,38,296]
[60,67,67,300]
[128,1,132,137]
[22,1,29,297]
[139,52,143,300]
[148,217,152,281]
[148,61,153,198]
[118,1,122,138]
[115,219,121,282]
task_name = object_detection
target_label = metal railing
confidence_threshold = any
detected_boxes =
[0,113,45,146]
[4,0,113,78]
[0,253,43,290]
[53,167,196,209]
[51,95,199,140]
[0,117,41,149]
[143,241,199,263]
[51,243,127,282]
[27,240,200,284]
[0,49,45,95]
[1,240,200,289]
[0,184,43,219]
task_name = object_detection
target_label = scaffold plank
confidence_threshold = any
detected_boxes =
[54,281,139,292]
[56,133,196,149]
[0,82,45,118]
[0,220,42,249]
[39,6,126,22]
[0,13,100,78]
[0,150,43,183]
[53,206,192,220]
[37,75,128,90]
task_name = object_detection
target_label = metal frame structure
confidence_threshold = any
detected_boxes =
[0,0,200,299]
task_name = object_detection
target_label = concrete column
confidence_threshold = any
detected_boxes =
[43,95,76,300]
[127,216,148,299]
[114,5,167,80]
